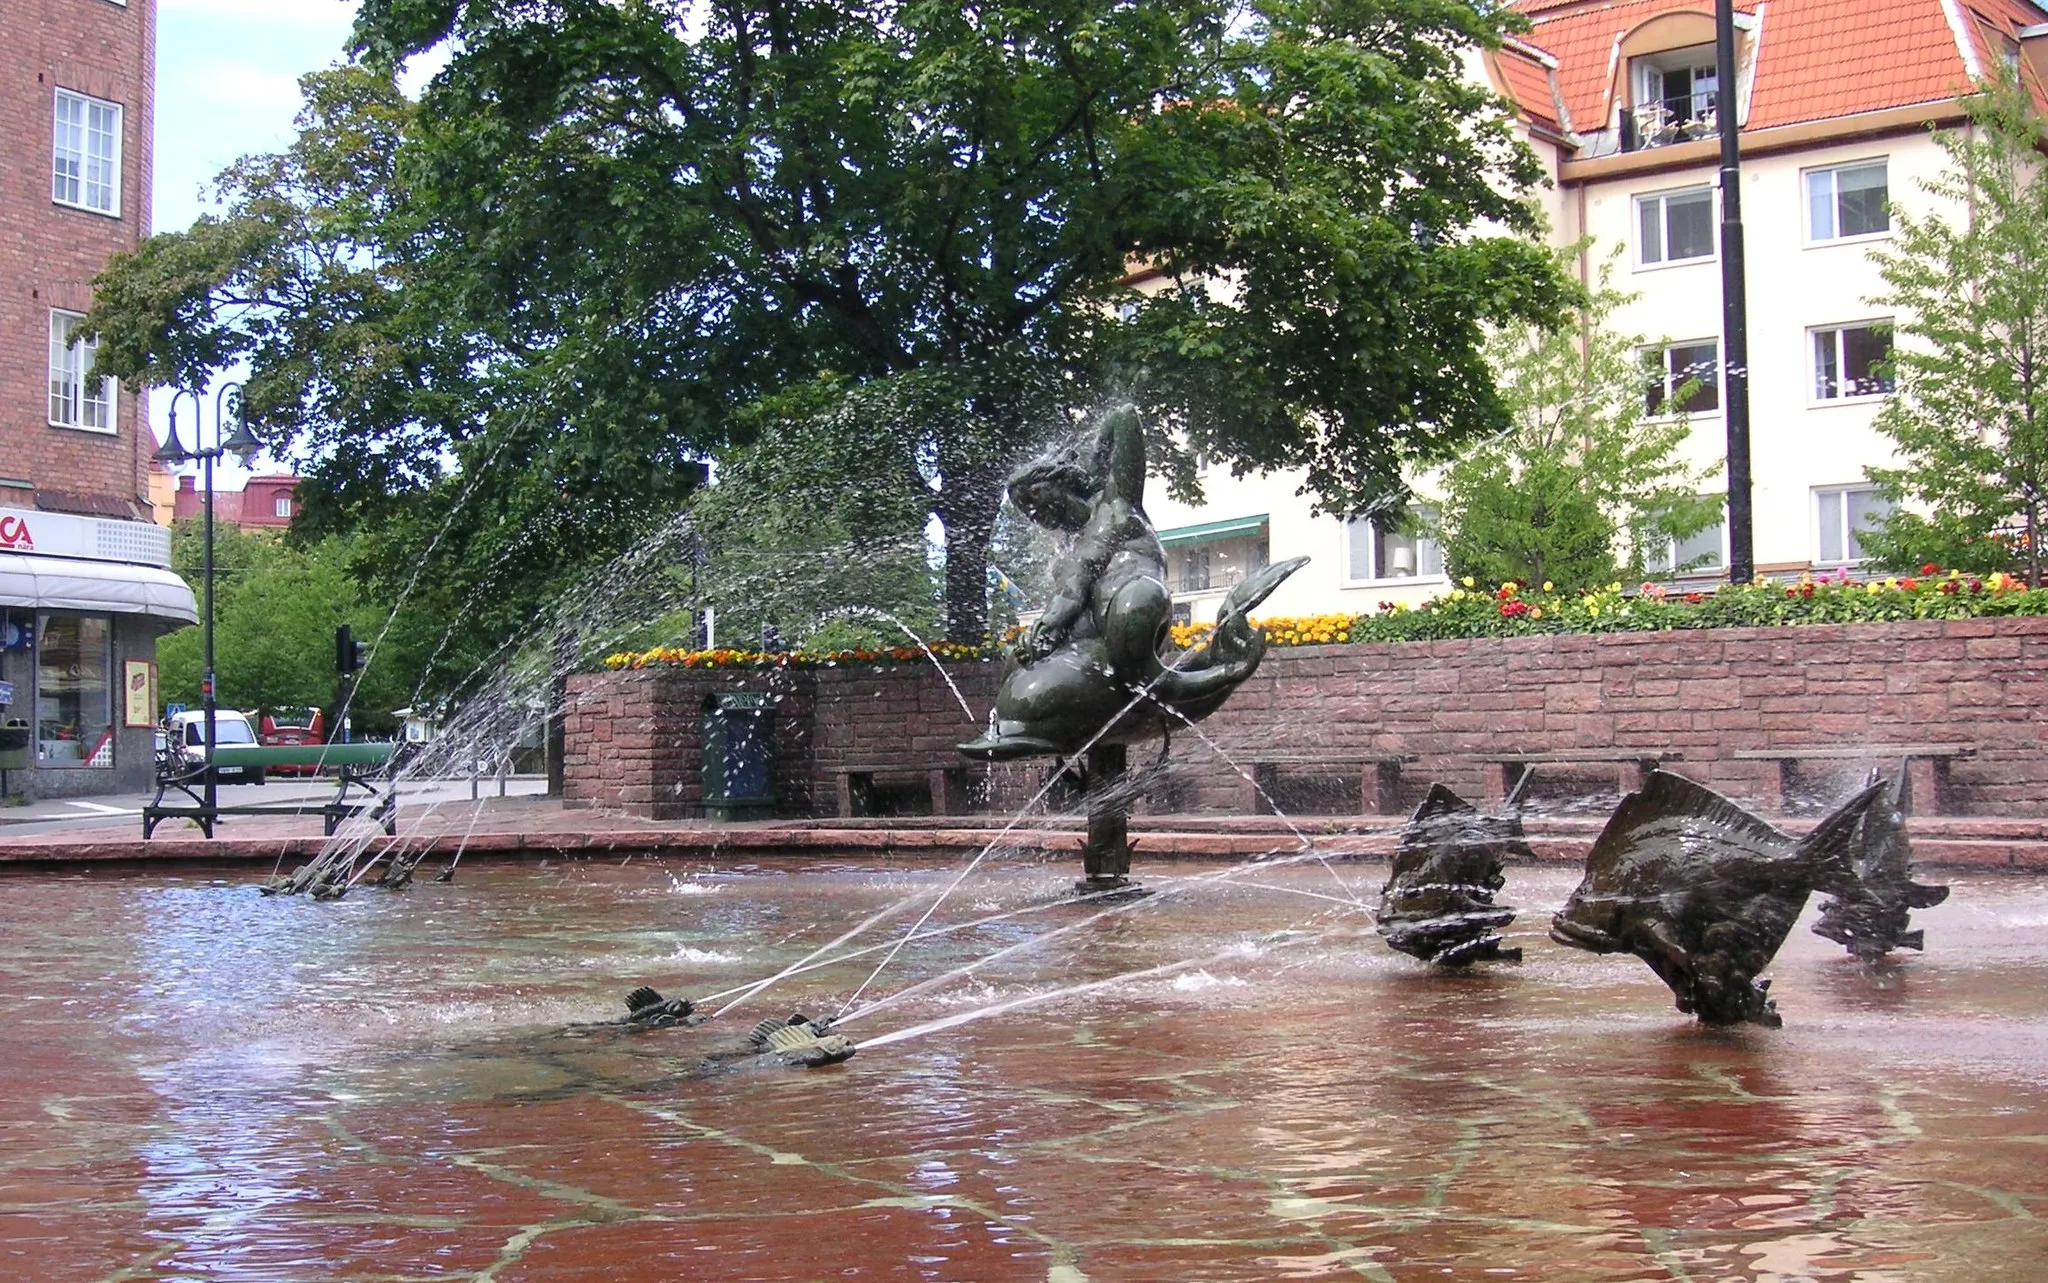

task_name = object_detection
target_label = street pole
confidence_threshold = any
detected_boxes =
[1717,0,1754,583]
[202,427,217,820]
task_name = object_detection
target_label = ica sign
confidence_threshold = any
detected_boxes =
[0,514,32,552]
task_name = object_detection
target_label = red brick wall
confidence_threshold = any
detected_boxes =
[565,617,2048,818]
[0,0,154,516]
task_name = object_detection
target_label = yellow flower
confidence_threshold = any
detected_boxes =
[1462,576,1475,588]
[1587,603,1600,617]
[1866,581,1883,594]
[1530,606,1543,620]
[1541,581,1554,593]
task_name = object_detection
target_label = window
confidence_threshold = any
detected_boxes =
[36,614,112,768]
[1344,505,1444,584]
[1177,545,1211,593]
[1625,48,1722,150]
[1643,341,1720,416]
[49,311,115,433]
[1807,161,1888,241]
[1816,486,1893,563]
[1637,187,1714,265]
[1813,323,1894,400]
[52,89,121,215]
[273,494,292,518]
[1646,505,1726,574]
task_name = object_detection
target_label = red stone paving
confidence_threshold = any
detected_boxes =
[5,792,2045,869]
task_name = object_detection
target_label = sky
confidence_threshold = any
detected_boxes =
[149,1,441,478]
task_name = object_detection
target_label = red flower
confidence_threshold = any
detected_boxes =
[1922,563,1941,575]
[1969,579,1983,593]
[1683,592,1704,605]
[1938,580,1960,595]
[1801,582,1815,598]
[1901,578,1920,590]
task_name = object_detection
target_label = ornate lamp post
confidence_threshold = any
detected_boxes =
[154,384,261,823]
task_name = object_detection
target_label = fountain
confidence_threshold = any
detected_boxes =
[1812,768,1951,960]
[957,403,1305,890]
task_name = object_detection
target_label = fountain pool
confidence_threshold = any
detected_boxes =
[5,857,2045,1281]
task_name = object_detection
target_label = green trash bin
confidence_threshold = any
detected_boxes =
[0,719,29,772]
[701,693,776,821]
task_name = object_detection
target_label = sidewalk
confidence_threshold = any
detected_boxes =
[1,792,2042,869]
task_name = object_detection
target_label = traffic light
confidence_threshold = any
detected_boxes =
[335,625,370,676]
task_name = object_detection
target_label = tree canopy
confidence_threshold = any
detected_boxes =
[1433,253,1721,591]
[93,0,1568,659]
[1864,70,2048,586]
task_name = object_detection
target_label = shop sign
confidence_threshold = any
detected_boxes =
[0,680,12,706]
[123,661,156,728]
[0,506,173,567]
[0,512,34,553]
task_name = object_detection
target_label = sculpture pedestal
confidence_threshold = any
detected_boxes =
[1078,743,1135,891]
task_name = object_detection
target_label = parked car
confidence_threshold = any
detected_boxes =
[259,707,326,775]
[163,710,266,786]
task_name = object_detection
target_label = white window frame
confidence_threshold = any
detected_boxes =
[274,494,292,519]
[1813,485,1891,565]
[1634,185,1716,269]
[1804,159,1889,246]
[52,88,123,217]
[1342,505,1446,588]
[48,310,117,435]
[1641,339,1721,419]
[1810,320,1896,404]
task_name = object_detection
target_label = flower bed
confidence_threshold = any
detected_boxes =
[604,569,2048,671]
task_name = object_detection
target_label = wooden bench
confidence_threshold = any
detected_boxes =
[1244,753,1417,816]
[830,763,975,818]
[1732,744,1976,815]
[144,742,397,839]
[1475,750,1682,806]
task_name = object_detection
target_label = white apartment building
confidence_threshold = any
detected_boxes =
[1147,0,2048,623]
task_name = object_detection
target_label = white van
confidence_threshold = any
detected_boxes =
[163,709,266,785]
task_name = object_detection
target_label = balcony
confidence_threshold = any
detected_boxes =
[1621,93,1720,152]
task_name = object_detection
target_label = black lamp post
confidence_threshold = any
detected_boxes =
[154,383,261,825]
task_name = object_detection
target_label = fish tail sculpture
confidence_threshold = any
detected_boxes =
[1812,768,1951,961]
[1551,770,1885,1028]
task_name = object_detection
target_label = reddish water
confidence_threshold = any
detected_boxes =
[3,857,2045,1281]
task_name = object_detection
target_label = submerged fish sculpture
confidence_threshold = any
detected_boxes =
[1812,769,1950,960]
[1550,771,1886,1027]
[1376,784,1525,965]
[716,1013,856,1068]
[622,986,702,1029]
[958,404,1306,762]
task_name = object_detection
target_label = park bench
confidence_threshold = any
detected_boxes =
[1474,749,1682,806]
[1243,753,1418,816]
[1731,743,1976,815]
[830,762,976,818]
[143,742,398,840]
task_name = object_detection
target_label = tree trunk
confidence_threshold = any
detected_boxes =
[939,479,1000,644]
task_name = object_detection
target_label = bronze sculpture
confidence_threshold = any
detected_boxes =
[1376,784,1524,965]
[1812,769,1949,960]
[1550,770,1885,1027]
[959,403,1305,888]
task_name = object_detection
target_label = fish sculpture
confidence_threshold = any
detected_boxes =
[717,1013,856,1068]
[1376,784,1525,965]
[1550,770,1886,1027]
[1812,769,1950,960]
[622,985,702,1028]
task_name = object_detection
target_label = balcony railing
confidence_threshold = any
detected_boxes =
[1621,93,1720,152]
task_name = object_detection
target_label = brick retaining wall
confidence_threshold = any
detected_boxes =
[564,617,2048,819]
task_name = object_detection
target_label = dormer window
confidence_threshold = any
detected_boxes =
[1626,45,1721,151]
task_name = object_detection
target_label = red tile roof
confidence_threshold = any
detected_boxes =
[1492,41,1569,134]
[1503,0,2048,141]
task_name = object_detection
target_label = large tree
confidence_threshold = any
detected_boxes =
[1864,70,2048,586]
[344,0,1565,640]
[1433,254,1721,590]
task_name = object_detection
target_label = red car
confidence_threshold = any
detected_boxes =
[259,707,327,775]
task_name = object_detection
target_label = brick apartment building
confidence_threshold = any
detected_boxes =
[0,0,195,797]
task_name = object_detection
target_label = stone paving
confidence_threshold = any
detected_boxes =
[2,858,2044,1281]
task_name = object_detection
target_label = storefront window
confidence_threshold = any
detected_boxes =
[36,614,112,767]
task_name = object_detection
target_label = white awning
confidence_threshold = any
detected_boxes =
[0,553,198,625]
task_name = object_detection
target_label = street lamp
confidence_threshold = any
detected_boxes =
[154,383,261,827]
